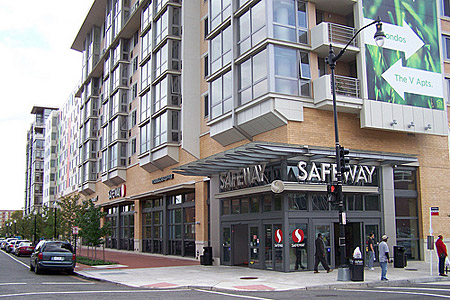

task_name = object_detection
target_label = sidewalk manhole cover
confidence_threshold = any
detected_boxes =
[240,277,258,280]
[404,268,418,271]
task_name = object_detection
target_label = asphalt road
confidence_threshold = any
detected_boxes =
[1,249,450,299]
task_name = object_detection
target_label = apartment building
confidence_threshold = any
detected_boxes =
[43,111,59,207]
[41,0,450,273]
[24,106,58,215]
[0,210,17,228]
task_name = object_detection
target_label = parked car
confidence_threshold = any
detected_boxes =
[14,241,33,256]
[30,240,76,274]
[0,239,5,250]
[1,238,16,251]
[5,239,18,253]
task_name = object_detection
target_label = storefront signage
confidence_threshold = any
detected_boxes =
[430,207,439,216]
[89,196,98,202]
[108,184,126,200]
[274,229,284,248]
[219,164,266,192]
[152,174,174,184]
[292,229,304,244]
[297,161,376,184]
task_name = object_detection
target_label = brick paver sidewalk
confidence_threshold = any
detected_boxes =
[75,246,199,271]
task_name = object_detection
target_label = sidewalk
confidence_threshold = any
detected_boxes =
[75,247,450,291]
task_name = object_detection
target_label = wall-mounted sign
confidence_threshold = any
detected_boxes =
[108,184,126,200]
[152,174,174,184]
[89,196,98,202]
[292,229,304,244]
[363,0,443,110]
[296,161,376,184]
[274,229,283,248]
[430,207,439,216]
[219,164,267,192]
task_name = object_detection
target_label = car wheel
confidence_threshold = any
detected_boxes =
[16,252,20,257]
[34,262,41,275]
[29,263,34,272]
[68,268,75,275]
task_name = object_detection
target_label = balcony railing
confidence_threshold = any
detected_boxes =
[328,23,357,47]
[334,75,360,98]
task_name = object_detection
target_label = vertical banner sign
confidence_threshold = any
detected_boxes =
[275,229,283,244]
[363,0,444,110]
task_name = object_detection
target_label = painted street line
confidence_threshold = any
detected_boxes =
[1,251,29,268]
[41,282,95,285]
[0,283,27,286]
[378,286,450,293]
[0,289,191,298]
[195,289,275,300]
[339,288,450,299]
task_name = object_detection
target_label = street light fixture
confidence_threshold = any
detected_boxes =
[326,17,385,281]
[14,220,16,236]
[53,201,58,240]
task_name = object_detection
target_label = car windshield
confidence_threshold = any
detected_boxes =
[19,242,32,247]
[43,242,73,253]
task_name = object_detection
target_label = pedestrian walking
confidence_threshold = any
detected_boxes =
[314,233,333,273]
[436,235,448,276]
[378,234,392,281]
[367,233,375,270]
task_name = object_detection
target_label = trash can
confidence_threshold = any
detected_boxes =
[350,258,364,281]
[200,246,213,265]
[394,246,406,268]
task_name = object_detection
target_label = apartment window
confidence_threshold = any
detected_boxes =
[274,46,311,96]
[204,55,209,77]
[140,122,151,153]
[153,77,168,112]
[273,0,308,44]
[101,150,108,173]
[238,49,268,105]
[210,0,231,30]
[237,0,266,55]
[154,10,169,45]
[442,0,450,17]
[210,26,231,74]
[154,43,169,78]
[443,35,450,60]
[140,91,151,122]
[141,58,152,91]
[210,71,232,119]
[132,83,138,99]
[131,110,137,127]
[152,110,180,147]
[132,56,139,73]
[204,95,209,118]
[130,138,137,155]
[141,29,152,61]
[204,18,209,38]
[142,2,152,30]
[103,77,111,99]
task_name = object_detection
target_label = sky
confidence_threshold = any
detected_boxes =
[0,1,94,210]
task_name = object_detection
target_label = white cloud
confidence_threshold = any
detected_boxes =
[0,0,93,210]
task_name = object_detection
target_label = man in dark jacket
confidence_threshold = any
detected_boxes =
[314,233,333,273]
[436,235,448,276]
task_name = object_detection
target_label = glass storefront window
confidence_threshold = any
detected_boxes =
[223,227,231,262]
[232,199,240,214]
[364,195,380,211]
[249,226,259,265]
[263,195,272,212]
[394,169,416,190]
[396,219,418,239]
[312,194,328,210]
[288,193,307,210]
[274,194,282,211]
[241,198,250,214]
[346,194,363,211]
[289,223,307,271]
[250,196,260,213]
[395,198,417,217]
[222,199,230,215]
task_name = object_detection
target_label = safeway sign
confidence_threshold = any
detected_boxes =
[363,0,444,111]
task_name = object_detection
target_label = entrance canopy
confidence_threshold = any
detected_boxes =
[173,142,418,176]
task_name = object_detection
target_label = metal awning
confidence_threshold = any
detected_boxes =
[172,142,418,176]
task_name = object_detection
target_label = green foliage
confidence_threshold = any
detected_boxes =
[363,0,444,110]
[76,256,117,266]
[76,199,110,248]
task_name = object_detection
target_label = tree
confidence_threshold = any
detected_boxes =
[76,199,110,259]
[58,194,82,243]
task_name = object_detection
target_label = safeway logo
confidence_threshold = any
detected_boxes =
[292,229,304,243]
[275,229,283,244]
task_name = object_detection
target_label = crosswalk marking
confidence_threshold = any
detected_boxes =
[339,288,450,299]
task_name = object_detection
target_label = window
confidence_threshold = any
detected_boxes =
[130,138,137,155]
[153,112,168,147]
[132,56,139,74]
[442,0,450,17]
[273,0,308,44]
[210,26,231,74]
[238,49,268,105]
[154,10,168,45]
[141,29,152,61]
[443,35,450,60]
[204,55,209,77]
[140,122,150,153]
[210,0,231,30]
[140,91,151,122]
[152,110,180,147]
[154,43,169,78]
[237,0,266,55]
[274,46,311,96]
[142,2,152,30]
[204,17,209,38]
[131,110,137,127]
[141,58,152,92]
[210,71,232,118]
[153,77,168,112]
[204,95,209,118]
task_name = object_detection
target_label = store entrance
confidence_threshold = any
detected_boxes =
[334,222,362,266]
[232,224,249,266]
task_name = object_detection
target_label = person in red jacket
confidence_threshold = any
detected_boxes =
[436,235,448,276]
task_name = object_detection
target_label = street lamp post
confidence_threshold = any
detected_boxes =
[326,17,385,281]
[53,202,58,240]
[34,211,37,245]
[13,220,16,237]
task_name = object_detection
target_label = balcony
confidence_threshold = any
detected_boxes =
[139,144,179,173]
[79,182,96,195]
[313,74,362,112]
[311,22,358,62]
[102,168,126,187]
